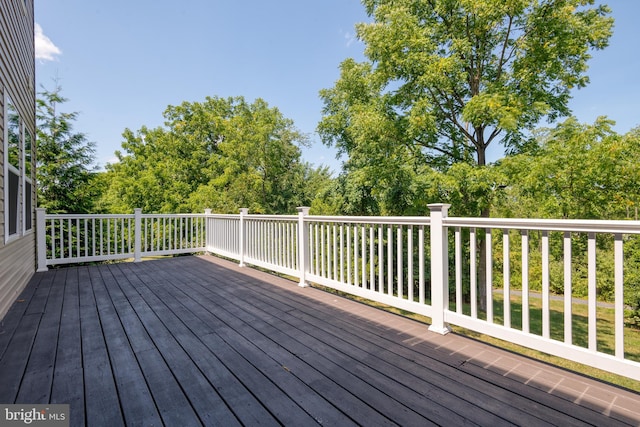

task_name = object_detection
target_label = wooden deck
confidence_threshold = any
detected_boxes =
[0,255,639,426]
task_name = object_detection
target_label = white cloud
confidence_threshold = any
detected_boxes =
[105,156,120,165]
[35,23,62,61]
[341,30,357,48]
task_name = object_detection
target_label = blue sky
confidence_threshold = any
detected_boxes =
[35,1,640,172]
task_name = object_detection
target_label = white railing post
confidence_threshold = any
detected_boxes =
[428,203,451,335]
[36,208,48,272]
[239,208,249,267]
[297,207,310,287]
[134,208,142,262]
[204,209,212,253]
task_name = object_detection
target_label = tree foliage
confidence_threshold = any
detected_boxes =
[317,0,613,310]
[495,118,640,220]
[99,96,320,214]
[319,0,613,170]
[36,85,98,213]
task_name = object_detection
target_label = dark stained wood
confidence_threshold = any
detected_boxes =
[110,265,241,427]
[80,267,124,426]
[0,269,42,358]
[15,268,67,403]
[0,255,639,427]
[0,313,40,403]
[154,259,579,426]
[139,263,440,426]
[187,262,585,426]
[0,270,55,403]
[90,266,163,427]
[96,266,202,427]
[119,262,360,427]
[50,267,84,427]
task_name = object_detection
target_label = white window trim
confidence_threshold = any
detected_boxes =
[4,92,23,244]
[3,91,9,243]
[23,124,33,235]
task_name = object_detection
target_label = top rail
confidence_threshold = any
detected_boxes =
[45,213,134,220]
[305,215,431,225]
[445,217,640,234]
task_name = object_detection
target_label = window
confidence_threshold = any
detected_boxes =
[6,96,21,240]
[7,98,19,170]
[4,94,34,239]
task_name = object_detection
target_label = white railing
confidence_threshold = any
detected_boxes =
[36,205,640,381]
[206,208,299,278]
[36,208,206,269]
[304,215,435,321]
[443,215,640,380]
[207,205,640,381]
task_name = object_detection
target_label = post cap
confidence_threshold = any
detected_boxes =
[427,203,451,213]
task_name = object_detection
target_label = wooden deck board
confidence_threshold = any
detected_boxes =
[116,274,248,427]
[191,256,640,426]
[122,262,338,426]
[0,271,43,359]
[103,271,203,427]
[210,262,600,426]
[127,262,379,427]
[139,261,423,426]
[50,267,84,427]
[80,267,125,427]
[91,266,164,427]
[103,264,216,426]
[229,282,550,426]
[175,268,469,426]
[15,268,67,404]
[0,255,638,426]
[129,277,330,425]
[0,269,57,404]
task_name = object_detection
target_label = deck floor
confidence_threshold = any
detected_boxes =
[0,255,639,426]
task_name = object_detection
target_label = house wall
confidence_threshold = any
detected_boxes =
[0,0,36,320]
[0,233,35,318]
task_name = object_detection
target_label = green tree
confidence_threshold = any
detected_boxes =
[36,85,98,213]
[319,0,613,174]
[319,0,613,311]
[101,96,317,214]
[496,118,640,220]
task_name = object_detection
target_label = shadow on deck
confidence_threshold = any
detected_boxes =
[0,255,638,426]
